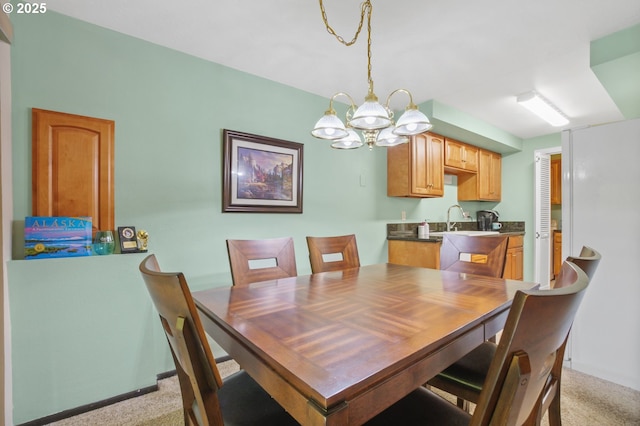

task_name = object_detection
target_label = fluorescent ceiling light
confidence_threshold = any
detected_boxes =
[517,91,569,127]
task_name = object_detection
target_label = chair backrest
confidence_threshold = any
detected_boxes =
[226,237,297,286]
[556,245,601,285]
[470,261,590,426]
[139,254,224,425]
[306,234,360,273]
[440,234,509,278]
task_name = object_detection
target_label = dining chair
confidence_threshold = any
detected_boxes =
[226,237,297,286]
[427,247,601,425]
[367,260,591,426]
[541,246,601,426]
[440,234,509,278]
[139,254,298,426]
[306,234,360,273]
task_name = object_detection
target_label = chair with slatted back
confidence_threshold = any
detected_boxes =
[426,247,600,425]
[306,234,360,273]
[139,254,298,426]
[226,237,297,286]
[366,260,590,426]
[440,234,509,278]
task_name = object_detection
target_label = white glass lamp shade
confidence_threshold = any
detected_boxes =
[350,100,392,130]
[331,129,363,149]
[375,127,409,147]
[311,111,348,140]
[394,108,433,135]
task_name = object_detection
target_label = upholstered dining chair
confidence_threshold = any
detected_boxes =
[427,247,601,425]
[306,234,360,273]
[139,254,298,426]
[366,260,591,426]
[440,234,509,278]
[226,237,297,286]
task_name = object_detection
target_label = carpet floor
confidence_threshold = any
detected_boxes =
[48,360,640,425]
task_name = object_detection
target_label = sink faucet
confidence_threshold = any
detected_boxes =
[447,204,467,231]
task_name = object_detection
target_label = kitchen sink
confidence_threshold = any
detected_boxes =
[429,231,500,237]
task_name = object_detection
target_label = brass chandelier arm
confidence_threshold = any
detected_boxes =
[328,92,358,113]
[385,89,418,110]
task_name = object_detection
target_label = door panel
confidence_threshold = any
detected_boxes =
[32,108,114,235]
[534,151,551,288]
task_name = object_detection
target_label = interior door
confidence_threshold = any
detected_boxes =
[534,151,551,288]
[32,108,114,236]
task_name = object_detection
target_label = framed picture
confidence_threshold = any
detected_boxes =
[222,129,303,213]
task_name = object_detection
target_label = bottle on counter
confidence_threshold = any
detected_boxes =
[418,221,429,239]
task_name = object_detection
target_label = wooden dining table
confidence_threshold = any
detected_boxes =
[193,263,537,426]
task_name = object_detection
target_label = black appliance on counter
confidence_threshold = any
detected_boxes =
[477,210,499,231]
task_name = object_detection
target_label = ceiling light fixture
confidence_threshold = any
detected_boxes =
[311,0,432,150]
[517,91,569,127]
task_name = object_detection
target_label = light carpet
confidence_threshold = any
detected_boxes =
[48,360,640,425]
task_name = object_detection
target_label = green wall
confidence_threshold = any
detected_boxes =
[7,10,547,424]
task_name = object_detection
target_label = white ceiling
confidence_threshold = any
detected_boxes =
[46,0,640,139]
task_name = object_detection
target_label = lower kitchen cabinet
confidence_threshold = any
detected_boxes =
[389,234,523,279]
[503,235,524,280]
[388,240,440,269]
[553,231,562,277]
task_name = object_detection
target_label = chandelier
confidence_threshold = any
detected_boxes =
[311,0,432,150]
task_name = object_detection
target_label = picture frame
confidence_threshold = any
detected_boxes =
[222,129,303,213]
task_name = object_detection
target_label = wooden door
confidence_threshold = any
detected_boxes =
[32,108,114,235]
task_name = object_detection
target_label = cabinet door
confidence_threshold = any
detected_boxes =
[510,247,524,280]
[503,236,523,280]
[463,144,479,172]
[388,240,440,269]
[411,133,444,196]
[445,139,465,169]
[444,139,478,172]
[32,108,115,235]
[553,232,562,276]
[478,150,501,201]
[551,158,562,204]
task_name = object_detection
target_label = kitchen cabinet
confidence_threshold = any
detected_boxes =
[444,138,478,173]
[551,157,562,205]
[457,149,501,201]
[553,231,562,277]
[387,132,444,197]
[388,240,440,269]
[503,235,523,280]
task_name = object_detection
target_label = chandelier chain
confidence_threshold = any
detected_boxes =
[319,0,374,92]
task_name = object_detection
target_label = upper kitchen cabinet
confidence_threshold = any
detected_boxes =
[551,156,562,205]
[457,149,502,201]
[444,138,478,173]
[388,132,444,197]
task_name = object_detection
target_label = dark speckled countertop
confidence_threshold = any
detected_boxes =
[387,221,525,242]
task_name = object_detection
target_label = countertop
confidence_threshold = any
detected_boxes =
[387,221,525,242]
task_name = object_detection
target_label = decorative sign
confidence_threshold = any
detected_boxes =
[118,226,139,253]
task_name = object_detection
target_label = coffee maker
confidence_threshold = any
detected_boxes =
[477,210,499,231]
